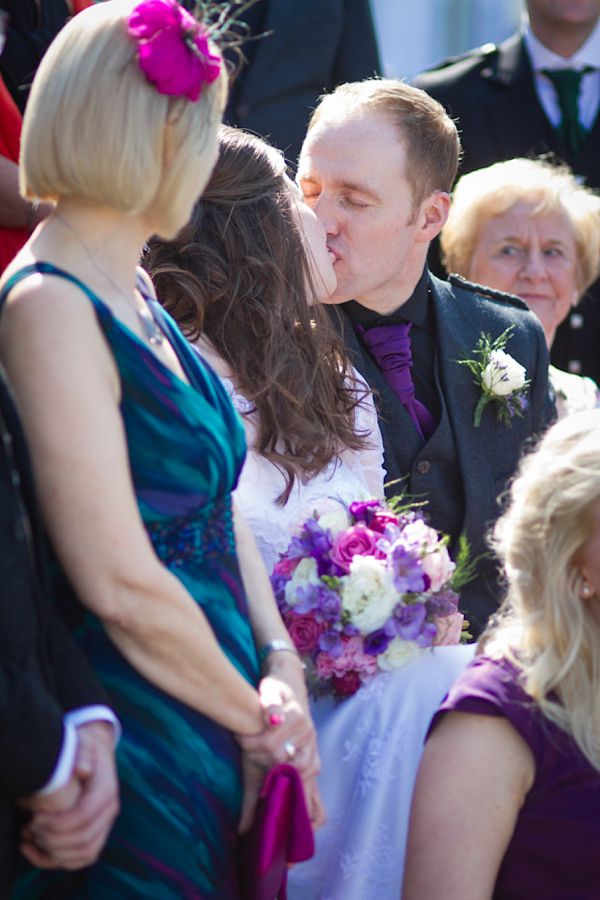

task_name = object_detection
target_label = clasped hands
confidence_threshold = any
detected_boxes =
[236,659,325,835]
[18,721,119,870]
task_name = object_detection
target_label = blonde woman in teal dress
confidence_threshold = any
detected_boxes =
[0,2,322,897]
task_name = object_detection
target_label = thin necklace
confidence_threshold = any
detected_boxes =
[52,213,164,346]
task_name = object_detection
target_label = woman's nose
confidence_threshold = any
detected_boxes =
[520,248,547,280]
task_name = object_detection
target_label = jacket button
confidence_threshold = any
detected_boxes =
[417,460,430,475]
[10,517,26,541]
[11,470,20,486]
[236,103,251,118]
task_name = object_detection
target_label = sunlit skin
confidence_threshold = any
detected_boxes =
[527,0,600,56]
[297,112,449,315]
[286,176,337,303]
[467,201,578,348]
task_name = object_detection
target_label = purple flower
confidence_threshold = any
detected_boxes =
[343,623,361,637]
[391,603,428,641]
[270,573,291,609]
[349,500,384,525]
[363,629,392,656]
[389,542,429,594]
[318,587,342,623]
[293,584,321,615]
[290,519,345,577]
[318,630,344,658]
[425,589,459,618]
[415,622,438,648]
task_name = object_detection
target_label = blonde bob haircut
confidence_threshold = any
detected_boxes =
[441,158,600,298]
[483,409,600,771]
[20,0,227,232]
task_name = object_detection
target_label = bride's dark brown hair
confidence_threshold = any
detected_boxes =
[144,126,367,504]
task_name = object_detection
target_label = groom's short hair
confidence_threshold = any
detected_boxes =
[308,79,461,209]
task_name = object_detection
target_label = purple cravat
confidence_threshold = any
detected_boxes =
[357,323,436,442]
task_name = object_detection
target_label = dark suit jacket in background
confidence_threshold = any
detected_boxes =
[224,0,382,164]
[331,272,555,637]
[0,365,110,896]
[414,34,600,385]
[0,0,71,113]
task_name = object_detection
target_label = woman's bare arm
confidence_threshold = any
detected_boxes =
[402,710,535,900]
[0,276,264,735]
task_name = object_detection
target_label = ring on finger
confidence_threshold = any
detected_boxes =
[284,740,296,760]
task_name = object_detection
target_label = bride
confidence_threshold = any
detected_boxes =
[145,126,474,900]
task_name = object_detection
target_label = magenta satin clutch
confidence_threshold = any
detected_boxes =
[238,764,315,900]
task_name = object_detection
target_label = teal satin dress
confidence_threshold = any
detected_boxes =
[0,264,259,899]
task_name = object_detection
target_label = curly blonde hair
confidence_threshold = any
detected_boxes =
[441,158,600,297]
[483,409,600,770]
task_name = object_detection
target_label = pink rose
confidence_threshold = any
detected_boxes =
[315,652,336,678]
[333,636,378,677]
[331,524,379,573]
[287,614,326,655]
[433,612,464,646]
[332,671,362,697]
[273,555,299,576]
[369,510,400,534]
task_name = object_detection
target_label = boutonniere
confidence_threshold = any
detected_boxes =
[458,327,530,427]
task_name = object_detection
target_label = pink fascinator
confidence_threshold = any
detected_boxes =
[127,0,221,102]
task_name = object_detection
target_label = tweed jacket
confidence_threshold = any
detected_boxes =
[413,32,600,385]
[331,272,555,636]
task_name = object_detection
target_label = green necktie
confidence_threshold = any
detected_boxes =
[541,67,595,157]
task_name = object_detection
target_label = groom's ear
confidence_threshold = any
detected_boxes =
[414,191,450,244]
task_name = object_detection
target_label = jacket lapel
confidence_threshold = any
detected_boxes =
[480,34,566,161]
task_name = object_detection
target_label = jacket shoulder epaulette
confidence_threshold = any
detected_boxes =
[448,274,529,310]
[418,43,498,75]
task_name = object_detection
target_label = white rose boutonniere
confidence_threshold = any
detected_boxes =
[458,327,530,427]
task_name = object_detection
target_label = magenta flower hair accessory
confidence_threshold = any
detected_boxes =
[127,0,221,102]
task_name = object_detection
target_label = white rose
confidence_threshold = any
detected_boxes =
[340,556,399,635]
[285,557,321,606]
[422,546,456,593]
[482,350,526,397]
[318,506,352,538]
[378,636,421,671]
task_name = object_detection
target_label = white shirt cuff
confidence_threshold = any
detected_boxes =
[35,705,121,797]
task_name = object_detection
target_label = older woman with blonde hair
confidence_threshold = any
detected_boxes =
[403,409,600,899]
[0,2,321,897]
[441,157,600,418]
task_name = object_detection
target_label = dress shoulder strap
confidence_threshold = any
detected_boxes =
[0,262,104,314]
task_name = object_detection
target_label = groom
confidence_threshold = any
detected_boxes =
[297,80,556,636]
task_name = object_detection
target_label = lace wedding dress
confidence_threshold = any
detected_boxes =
[196,340,475,900]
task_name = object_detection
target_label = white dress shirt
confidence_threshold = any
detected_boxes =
[36,706,120,797]
[524,16,600,131]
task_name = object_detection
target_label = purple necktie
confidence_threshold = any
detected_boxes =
[356,323,436,442]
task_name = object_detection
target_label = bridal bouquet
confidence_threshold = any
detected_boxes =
[271,499,466,701]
